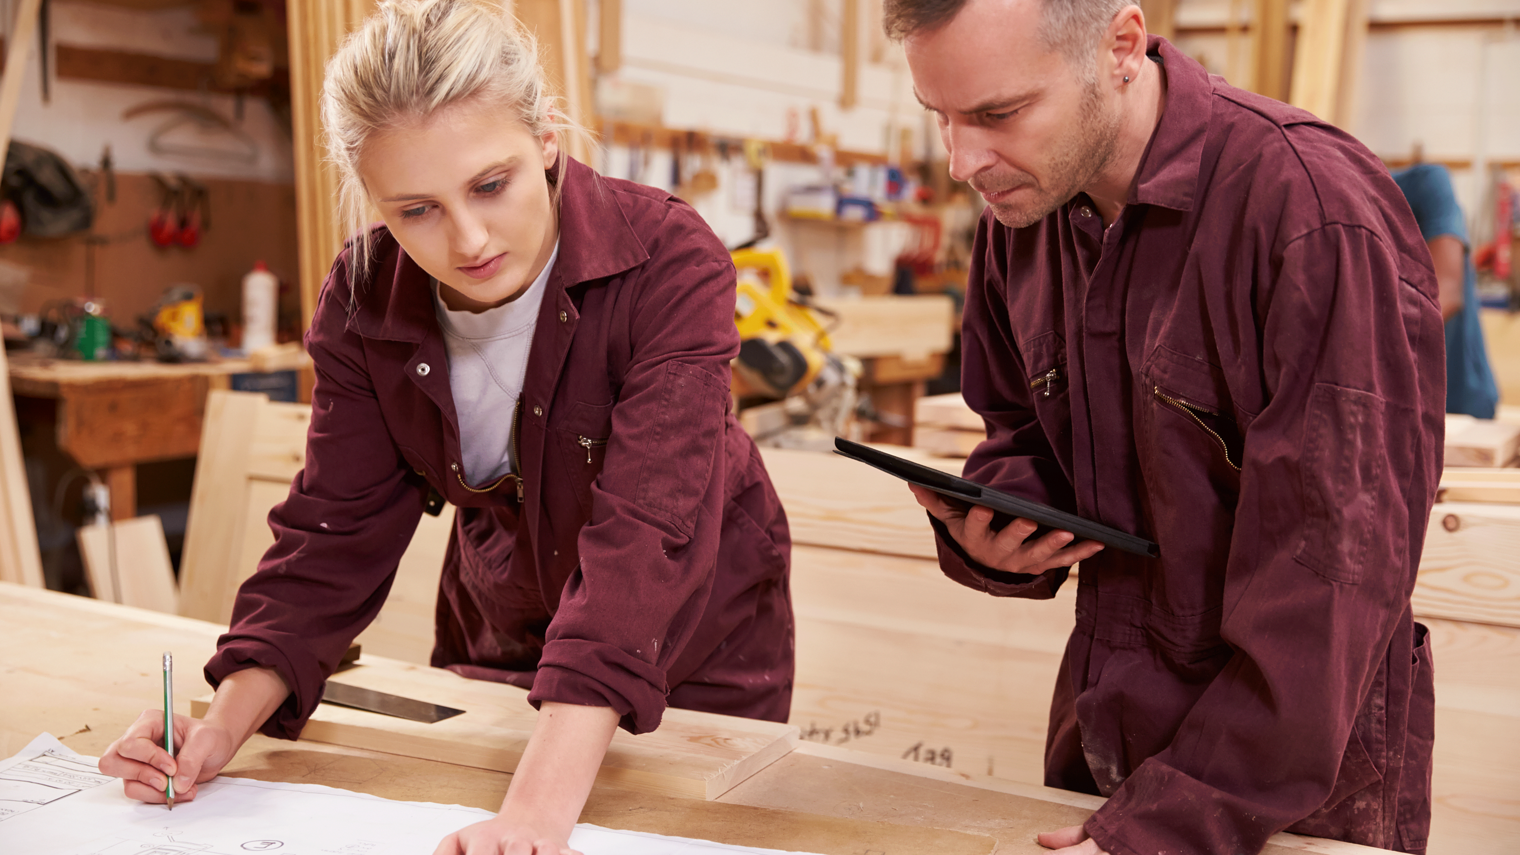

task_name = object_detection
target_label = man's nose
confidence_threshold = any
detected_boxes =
[944,123,999,184]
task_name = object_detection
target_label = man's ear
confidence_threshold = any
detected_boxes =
[1107,4,1149,88]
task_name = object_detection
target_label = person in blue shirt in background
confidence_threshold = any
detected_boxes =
[1393,162,1501,418]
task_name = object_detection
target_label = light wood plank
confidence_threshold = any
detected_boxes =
[1252,0,1290,100]
[1438,467,1520,503]
[596,0,622,74]
[190,656,799,801]
[915,391,983,431]
[288,0,378,331]
[0,0,44,589]
[1418,502,1520,628]
[759,446,944,559]
[913,425,982,459]
[811,295,954,360]
[77,516,180,614]
[1141,0,1177,40]
[179,390,265,622]
[840,0,859,110]
[1289,0,1353,122]
[1444,415,1520,467]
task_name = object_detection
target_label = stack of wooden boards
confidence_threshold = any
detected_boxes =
[913,393,1520,471]
[911,392,984,460]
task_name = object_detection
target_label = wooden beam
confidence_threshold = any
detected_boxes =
[1334,0,1371,127]
[516,0,594,163]
[287,0,377,334]
[1141,0,1177,41]
[77,516,180,613]
[1251,0,1290,101]
[0,0,44,589]
[841,0,859,110]
[1289,0,1352,122]
[596,0,621,75]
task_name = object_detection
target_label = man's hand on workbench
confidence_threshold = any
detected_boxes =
[1035,824,1110,854]
[433,815,580,855]
[910,485,1105,575]
[98,709,238,804]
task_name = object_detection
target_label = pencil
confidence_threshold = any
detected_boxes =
[162,652,174,810]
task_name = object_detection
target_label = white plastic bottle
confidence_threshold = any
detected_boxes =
[241,260,278,353]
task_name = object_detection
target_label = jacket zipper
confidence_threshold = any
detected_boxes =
[1030,367,1061,398]
[1153,387,1241,471]
[512,399,524,501]
[454,399,526,501]
[577,435,608,464]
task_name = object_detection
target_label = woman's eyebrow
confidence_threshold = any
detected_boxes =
[378,157,521,203]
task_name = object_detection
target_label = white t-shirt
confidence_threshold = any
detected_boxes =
[433,242,559,486]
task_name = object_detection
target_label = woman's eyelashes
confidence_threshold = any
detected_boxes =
[396,176,509,220]
[475,176,509,196]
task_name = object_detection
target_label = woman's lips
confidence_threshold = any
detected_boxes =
[458,252,506,280]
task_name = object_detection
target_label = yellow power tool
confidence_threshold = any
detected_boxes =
[731,246,833,398]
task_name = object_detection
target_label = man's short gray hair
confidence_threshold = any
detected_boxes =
[883,0,1134,67]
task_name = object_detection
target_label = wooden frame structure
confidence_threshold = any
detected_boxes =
[0,0,45,588]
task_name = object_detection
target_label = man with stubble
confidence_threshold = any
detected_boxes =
[889,1,1443,853]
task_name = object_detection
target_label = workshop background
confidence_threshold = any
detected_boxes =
[0,2,1517,855]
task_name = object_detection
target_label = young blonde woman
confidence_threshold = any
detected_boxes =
[98,2,794,852]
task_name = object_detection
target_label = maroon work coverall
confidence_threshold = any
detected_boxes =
[935,38,1441,855]
[208,158,794,737]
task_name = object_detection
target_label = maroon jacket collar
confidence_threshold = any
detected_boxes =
[348,157,650,343]
[1127,36,1213,213]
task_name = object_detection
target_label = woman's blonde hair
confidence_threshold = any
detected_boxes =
[321,0,588,285]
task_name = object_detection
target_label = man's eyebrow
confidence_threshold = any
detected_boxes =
[378,157,520,203]
[914,87,1038,116]
[961,92,1037,115]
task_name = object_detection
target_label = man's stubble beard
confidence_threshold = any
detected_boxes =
[987,79,1122,229]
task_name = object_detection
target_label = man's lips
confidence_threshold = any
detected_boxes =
[458,252,506,280]
[976,185,1026,204]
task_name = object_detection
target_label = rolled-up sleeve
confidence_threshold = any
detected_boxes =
[1085,223,1444,854]
[204,254,426,739]
[933,213,1076,600]
[528,204,739,733]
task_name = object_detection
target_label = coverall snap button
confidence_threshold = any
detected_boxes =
[559,311,568,323]
[1079,206,1093,218]
[416,363,430,376]
[533,405,543,417]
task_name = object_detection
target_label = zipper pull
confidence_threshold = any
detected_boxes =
[577,435,607,464]
[1030,367,1061,398]
[516,478,525,502]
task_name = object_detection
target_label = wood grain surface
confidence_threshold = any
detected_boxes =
[191,655,800,802]
[1418,502,1520,627]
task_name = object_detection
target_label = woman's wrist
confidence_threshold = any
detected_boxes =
[201,665,292,748]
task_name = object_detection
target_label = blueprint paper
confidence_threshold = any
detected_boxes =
[0,734,824,855]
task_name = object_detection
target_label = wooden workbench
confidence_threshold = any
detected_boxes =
[0,583,1391,855]
[7,350,310,519]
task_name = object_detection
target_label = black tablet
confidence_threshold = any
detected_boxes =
[833,437,1159,558]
